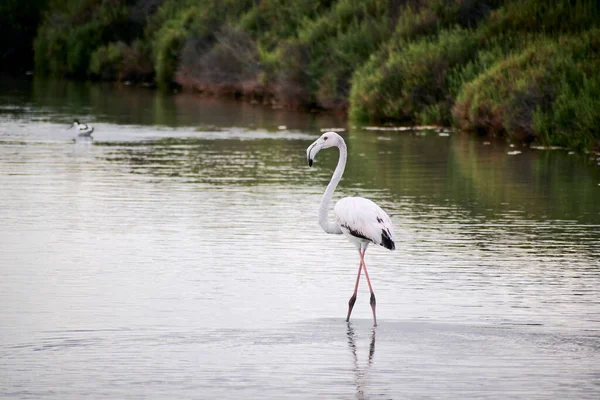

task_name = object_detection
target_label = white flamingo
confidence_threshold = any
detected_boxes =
[307,132,395,326]
[69,120,94,136]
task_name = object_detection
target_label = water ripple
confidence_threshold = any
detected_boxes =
[1,103,599,399]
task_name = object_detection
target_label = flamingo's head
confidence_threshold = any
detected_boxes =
[306,131,342,167]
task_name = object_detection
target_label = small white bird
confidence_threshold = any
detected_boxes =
[70,120,94,136]
[307,132,395,326]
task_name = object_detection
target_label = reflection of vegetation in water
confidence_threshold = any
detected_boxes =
[97,130,600,226]
[23,77,346,130]
[450,135,600,222]
[29,77,172,125]
[97,138,311,186]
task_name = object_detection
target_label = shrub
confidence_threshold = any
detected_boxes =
[483,0,600,36]
[34,23,68,75]
[88,39,154,82]
[284,0,394,109]
[120,39,155,83]
[153,26,186,88]
[176,27,260,93]
[350,27,479,124]
[237,0,330,49]
[89,41,126,80]
[273,40,313,107]
[149,0,254,88]
[454,40,561,139]
[347,0,505,124]
[66,22,105,77]
[533,74,600,150]
[34,0,131,77]
[453,30,600,149]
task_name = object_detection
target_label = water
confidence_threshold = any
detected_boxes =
[1,77,599,399]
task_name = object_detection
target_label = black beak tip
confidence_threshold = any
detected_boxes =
[308,159,313,167]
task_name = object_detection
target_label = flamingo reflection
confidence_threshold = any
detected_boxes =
[346,323,376,399]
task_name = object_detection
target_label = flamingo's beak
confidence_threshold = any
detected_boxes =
[306,141,321,167]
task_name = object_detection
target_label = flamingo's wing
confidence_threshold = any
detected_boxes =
[334,197,395,250]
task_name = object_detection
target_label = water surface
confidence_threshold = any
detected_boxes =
[1,78,599,399]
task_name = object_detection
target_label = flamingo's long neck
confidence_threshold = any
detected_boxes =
[319,139,347,234]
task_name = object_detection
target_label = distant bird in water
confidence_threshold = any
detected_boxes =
[307,132,395,326]
[70,120,94,136]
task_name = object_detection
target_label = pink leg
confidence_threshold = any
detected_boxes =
[360,250,377,326]
[346,249,364,322]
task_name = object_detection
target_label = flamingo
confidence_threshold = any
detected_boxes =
[306,132,395,326]
[69,120,94,136]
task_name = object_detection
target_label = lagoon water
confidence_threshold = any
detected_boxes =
[1,78,599,399]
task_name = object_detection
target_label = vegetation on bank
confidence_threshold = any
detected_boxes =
[0,0,48,73]
[3,0,600,150]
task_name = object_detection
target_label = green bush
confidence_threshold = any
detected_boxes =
[272,40,312,106]
[347,0,505,124]
[34,24,68,75]
[533,74,600,150]
[89,40,153,82]
[153,26,186,88]
[34,0,130,77]
[149,0,254,88]
[177,27,260,92]
[350,27,479,124]
[288,0,394,108]
[237,0,330,49]
[453,31,600,149]
[483,0,600,36]
[89,41,126,80]
[66,23,104,77]
[120,39,155,83]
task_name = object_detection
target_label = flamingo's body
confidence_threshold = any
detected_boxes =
[335,197,395,251]
[70,120,94,136]
[306,132,395,326]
